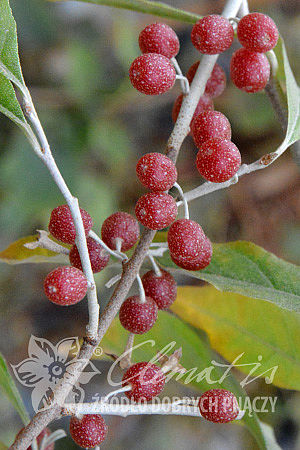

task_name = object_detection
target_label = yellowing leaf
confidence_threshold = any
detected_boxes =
[171,286,300,391]
[0,235,68,264]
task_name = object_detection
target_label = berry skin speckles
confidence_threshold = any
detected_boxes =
[170,236,212,271]
[167,219,212,270]
[191,111,232,148]
[142,269,177,309]
[196,138,241,183]
[69,237,109,273]
[136,152,177,192]
[230,48,270,93]
[122,362,166,402]
[139,23,180,59]
[101,212,140,252]
[119,295,158,334]
[44,266,88,306]
[191,15,234,55]
[135,192,178,230]
[129,53,176,95]
[69,414,108,448]
[198,389,239,423]
[48,204,93,245]
[237,13,279,53]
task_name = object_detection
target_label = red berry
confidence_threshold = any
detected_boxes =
[136,152,177,192]
[196,138,241,183]
[135,192,178,230]
[48,204,93,245]
[69,237,109,273]
[44,266,87,306]
[139,22,180,59]
[142,269,177,309]
[69,414,108,448]
[129,53,176,95]
[172,93,214,126]
[168,219,208,262]
[186,62,226,98]
[170,237,212,270]
[16,427,54,450]
[101,212,139,252]
[119,295,158,334]
[191,15,234,54]
[191,111,231,148]
[122,362,165,402]
[230,48,270,93]
[198,389,239,423]
[237,12,279,53]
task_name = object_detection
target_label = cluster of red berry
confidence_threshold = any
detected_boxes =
[191,12,278,93]
[40,13,279,448]
[44,206,140,306]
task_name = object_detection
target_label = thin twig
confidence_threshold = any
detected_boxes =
[63,401,245,420]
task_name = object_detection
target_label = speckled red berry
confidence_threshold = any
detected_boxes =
[186,62,226,98]
[129,53,176,95]
[135,192,178,230]
[48,204,93,245]
[69,414,108,448]
[196,138,241,183]
[101,212,139,252]
[69,237,109,273]
[119,295,158,334]
[16,427,54,450]
[237,13,279,53]
[172,93,214,126]
[122,362,166,402]
[198,389,239,423]
[170,236,212,270]
[136,152,177,192]
[139,23,180,59]
[142,269,177,309]
[168,219,208,263]
[230,48,270,93]
[44,266,87,306]
[191,111,231,148]
[191,15,234,54]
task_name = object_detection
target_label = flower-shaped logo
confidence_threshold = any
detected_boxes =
[11,336,100,412]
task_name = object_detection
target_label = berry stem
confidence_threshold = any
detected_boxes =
[119,332,135,369]
[148,254,162,277]
[174,182,189,219]
[102,385,132,403]
[136,273,146,303]
[89,230,128,261]
[105,274,122,289]
[63,401,245,420]
[172,57,190,94]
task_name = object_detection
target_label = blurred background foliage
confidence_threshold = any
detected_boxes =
[0,0,299,448]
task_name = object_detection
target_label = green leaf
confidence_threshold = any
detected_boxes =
[0,443,8,450]
[273,37,300,150]
[49,0,200,24]
[171,286,300,391]
[0,235,68,264]
[157,241,300,312]
[0,351,29,425]
[98,312,280,449]
[0,0,27,127]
